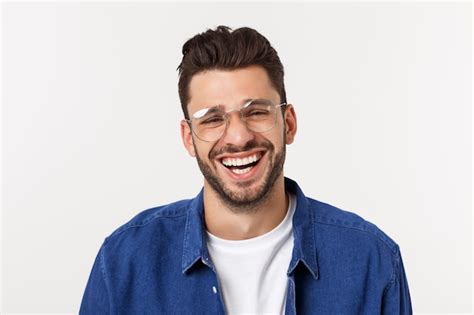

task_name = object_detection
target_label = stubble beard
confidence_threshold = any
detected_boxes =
[194,139,286,214]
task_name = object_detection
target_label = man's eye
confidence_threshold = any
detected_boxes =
[201,116,225,124]
[247,110,270,117]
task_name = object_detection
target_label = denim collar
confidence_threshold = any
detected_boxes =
[181,177,319,280]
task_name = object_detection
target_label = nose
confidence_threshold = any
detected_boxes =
[220,111,255,146]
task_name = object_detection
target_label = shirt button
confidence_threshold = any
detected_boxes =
[212,286,217,294]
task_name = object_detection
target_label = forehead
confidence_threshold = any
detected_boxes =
[187,65,280,114]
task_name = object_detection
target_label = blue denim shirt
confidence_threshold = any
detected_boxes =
[80,178,412,314]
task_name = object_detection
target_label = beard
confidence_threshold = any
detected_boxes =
[194,138,286,213]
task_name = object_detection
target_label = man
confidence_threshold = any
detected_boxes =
[80,26,412,314]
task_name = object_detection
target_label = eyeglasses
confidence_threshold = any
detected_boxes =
[186,99,287,142]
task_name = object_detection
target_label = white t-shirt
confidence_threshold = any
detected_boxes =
[206,193,296,315]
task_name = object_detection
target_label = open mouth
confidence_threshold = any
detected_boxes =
[220,152,263,175]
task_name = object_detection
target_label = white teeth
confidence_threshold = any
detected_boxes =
[222,153,261,167]
[231,167,252,174]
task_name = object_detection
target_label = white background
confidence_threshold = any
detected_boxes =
[1,2,472,314]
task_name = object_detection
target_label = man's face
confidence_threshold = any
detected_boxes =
[181,65,297,211]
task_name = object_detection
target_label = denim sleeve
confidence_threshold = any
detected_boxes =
[79,246,111,314]
[382,247,413,314]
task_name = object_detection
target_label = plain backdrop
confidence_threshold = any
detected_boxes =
[1,2,472,314]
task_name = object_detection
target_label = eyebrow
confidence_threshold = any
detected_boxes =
[193,98,274,118]
[206,106,223,114]
[242,98,273,105]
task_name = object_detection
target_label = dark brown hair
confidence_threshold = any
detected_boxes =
[177,26,286,119]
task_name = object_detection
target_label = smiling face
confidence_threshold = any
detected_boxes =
[181,65,297,211]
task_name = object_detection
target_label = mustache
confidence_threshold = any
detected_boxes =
[209,139,273,160]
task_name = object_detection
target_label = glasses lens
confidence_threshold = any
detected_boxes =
[242,102,277,133]
[192,106,226,141]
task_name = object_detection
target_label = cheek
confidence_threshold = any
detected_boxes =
[269,128,286,149]
[194,142,214,161]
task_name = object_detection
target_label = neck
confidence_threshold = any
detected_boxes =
[203,176,288,240]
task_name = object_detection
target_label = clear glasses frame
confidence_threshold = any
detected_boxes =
[186,100,288,142]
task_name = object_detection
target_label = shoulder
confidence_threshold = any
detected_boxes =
[102,198,192,248]
[306,197,399,255]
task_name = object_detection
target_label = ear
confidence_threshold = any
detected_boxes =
[284,104,297,145]
[180,120,196,157]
